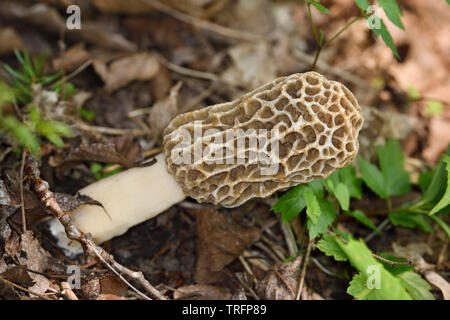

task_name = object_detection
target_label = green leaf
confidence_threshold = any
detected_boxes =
[4,64,29,84]
[339,166,362,199]
[418,169,435,194]
[425,100,443,116]
[446,0,450,5]
[308,179,324,198]
[397,272,434,300]
[354,0,370,11]
[378,0,405,30]
[370,18,399,58]
[389,211,434,233]
[431,215,450,239]
[304,189,321,224]
[336,238,412,299]
[307,199,336,239]
[319,29,324,46]
[0,81,16,104]
[357,156,387,198]
[0,115,40,153]
[377,253,413,274]
[376,139,411,196]
[272,185,307,222]
[80,108,95,121]
[311,1,331,14]
[316,233,347,261]
[422,147,450,205]
[334,183,350,211]
[346,210,380,232]
[347,273,378,300]
[429,155,450,215]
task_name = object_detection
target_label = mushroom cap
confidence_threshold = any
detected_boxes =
[163,72,363,207]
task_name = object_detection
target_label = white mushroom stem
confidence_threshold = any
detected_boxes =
[49,153,186,256]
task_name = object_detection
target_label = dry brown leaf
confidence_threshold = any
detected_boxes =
[0,2,136,52]
[0,27,24,55]
[173,284,232,300]
[17,231,50,296]
[52,43,90,71]
[99,274,128,297]
[221,41,277,90]
[193,207,261,284]
[93,53,160,92]
[256,256,323,300]
[148,82,182,142]
[0,265,35,288]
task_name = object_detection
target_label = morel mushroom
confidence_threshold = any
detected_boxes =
[50,71,363,255]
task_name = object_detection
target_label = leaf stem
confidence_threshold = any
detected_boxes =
[308,11,364,70]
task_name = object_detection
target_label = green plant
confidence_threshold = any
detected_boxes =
[306,0,406,69]
[0,50,74,154]
[272,139,450,299]
[90,163,122,180]
[3,49,75,104]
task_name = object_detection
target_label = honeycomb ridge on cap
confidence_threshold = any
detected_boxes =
[163,71,363,207]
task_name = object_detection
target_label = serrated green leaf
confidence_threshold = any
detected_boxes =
[389,211,434,233]
[370,18,399,58]
[272,185,307,222]
[336,238,412,299]
[307,199,336,239]
[354,0,370,11]
[397,272,434,300]
[304,189,321,224]
[316,233,347,261]
[311,1,331,14]
[339,166,362,199]
[376,139,411,196]
[346,210,380,232]
[429,155,450,215]
[378,0,404,30]
[347,273,378,299]
[357,156,387,198]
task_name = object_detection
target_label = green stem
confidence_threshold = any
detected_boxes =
[309,12,364,70]
[307,3,320,46]
[324,15,362,47]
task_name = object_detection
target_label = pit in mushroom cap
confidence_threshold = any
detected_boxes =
[163,71,363,207]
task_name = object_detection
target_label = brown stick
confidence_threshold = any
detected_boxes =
[24,155,166,300]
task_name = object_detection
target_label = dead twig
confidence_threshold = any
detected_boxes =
[60,281,78,300]
[296,240,313,300]
[19,149,27,233]
[24,155,166,300]
[0,277,54,300]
